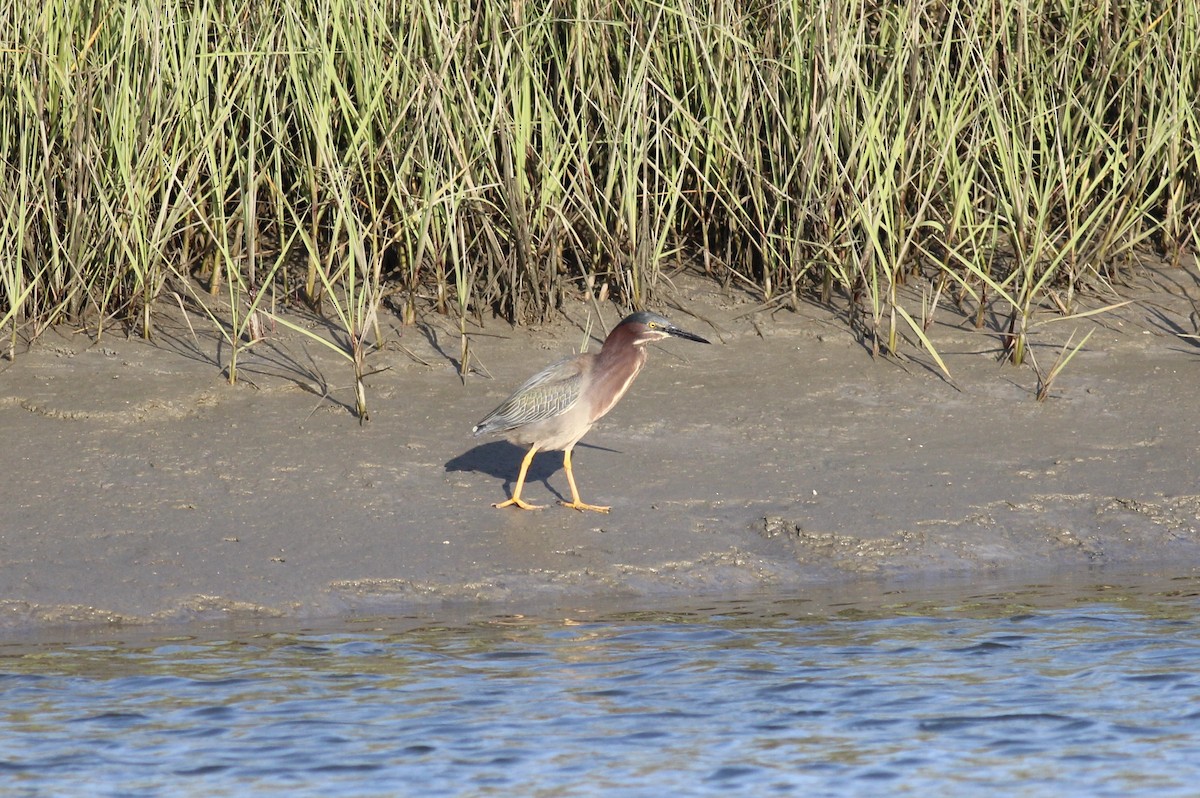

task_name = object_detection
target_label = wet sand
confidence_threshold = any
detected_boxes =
[2,265,1199,630]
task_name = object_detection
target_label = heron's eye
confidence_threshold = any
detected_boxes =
[647,322,658,329]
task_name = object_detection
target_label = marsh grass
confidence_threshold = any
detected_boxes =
[1031,327,1094,402]
[2,0,1196,398]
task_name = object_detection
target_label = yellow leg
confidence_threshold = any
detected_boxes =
[493,445,546,510]
[558,446,610,513]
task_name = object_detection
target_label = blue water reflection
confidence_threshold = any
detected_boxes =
[3,575,1200,796]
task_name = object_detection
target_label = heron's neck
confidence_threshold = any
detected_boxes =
[598,324,639,361]
[589,330,648,420]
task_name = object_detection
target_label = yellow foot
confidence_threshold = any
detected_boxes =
[559,500,611,514]
[493,497,546,510]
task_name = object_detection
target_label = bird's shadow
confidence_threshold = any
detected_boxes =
[446,441,618,504]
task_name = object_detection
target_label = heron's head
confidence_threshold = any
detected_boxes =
[616,311,711,347]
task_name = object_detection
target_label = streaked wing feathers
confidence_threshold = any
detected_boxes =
[473,356,584,434]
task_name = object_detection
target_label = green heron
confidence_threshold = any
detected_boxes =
[473,311,711,512]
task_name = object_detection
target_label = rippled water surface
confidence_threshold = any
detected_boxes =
[4,573,1200,796]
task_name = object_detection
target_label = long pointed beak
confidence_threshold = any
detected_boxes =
[665,324,711,344]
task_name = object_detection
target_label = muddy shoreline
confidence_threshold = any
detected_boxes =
[3,267,1199,632]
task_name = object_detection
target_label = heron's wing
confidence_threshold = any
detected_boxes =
[473,356,585,435]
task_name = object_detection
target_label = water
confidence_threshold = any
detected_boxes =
[3,573,1200,797]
